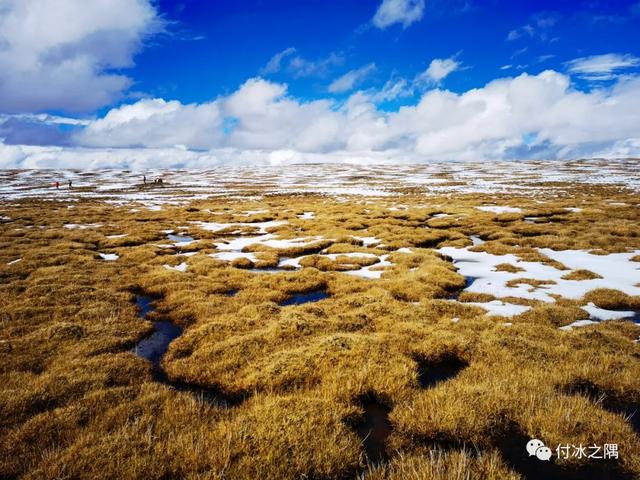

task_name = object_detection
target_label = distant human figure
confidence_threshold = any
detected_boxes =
[143,175,146,184]
[55,181,59,189]
[68,180,72,188]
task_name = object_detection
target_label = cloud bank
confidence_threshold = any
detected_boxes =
[2,69,640,168]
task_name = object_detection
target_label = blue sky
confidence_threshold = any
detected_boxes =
[0,0,640,167]
[132,0,640,105]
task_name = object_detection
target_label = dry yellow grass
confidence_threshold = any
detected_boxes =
[1,183,639,479]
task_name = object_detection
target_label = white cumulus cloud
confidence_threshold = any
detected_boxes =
[372,0,425,29]
[417,57,461,84]
[0,0,162,113]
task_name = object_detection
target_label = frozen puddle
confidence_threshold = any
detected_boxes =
[99,253,119,261]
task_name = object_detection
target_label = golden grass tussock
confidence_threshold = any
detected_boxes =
[494,262,526,273]
[1,185,640,479]
[561,269,604,280]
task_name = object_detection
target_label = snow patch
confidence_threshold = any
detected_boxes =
[476,206,522,214]
[163,262,188,272]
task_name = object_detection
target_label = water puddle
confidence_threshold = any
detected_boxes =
[351,394,393,464]
[279,289,329,306]
[135,295,183,367]
[448,276,476,300]
[225,289,238,297]
[416,355,468,389]
[133,293,244,406]
[135,320,183,366]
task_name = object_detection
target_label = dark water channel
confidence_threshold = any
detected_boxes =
[279,289,329,306]
[134,294,243,406]
[352,395,393,465]
[416,356,468,389]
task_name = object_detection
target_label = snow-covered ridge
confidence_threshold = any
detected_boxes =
[1,159,639,203]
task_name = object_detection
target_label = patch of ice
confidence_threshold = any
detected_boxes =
[467,300,531,317]
[210,251,258,262]
[192,220,287,234]
[7,258,21,265]
[243,209,269,215]
[64,223,102,229]
[351,236,381,247]
[582,302,635,321]
[476,206,522,214]
[278,257,303,269]
[323,252,378,261]
[343,254,392,279]
[439,246,640,303]
[167,233,197,246]
[297,211,315,220]
[99,253,119,261]
[164,262,188,272]
[560,319,599,331]
[0,215,10,221]
[106,234,128,239]
[470,235,485,246]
